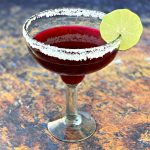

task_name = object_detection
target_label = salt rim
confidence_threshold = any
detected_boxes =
[45,34,102,45]
[23,8,120,61]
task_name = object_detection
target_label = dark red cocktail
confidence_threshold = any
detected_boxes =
[28,26,117,84]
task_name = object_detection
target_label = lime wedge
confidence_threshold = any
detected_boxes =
[100,9,143,50]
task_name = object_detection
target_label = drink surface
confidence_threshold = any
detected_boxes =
[28,26,117,84]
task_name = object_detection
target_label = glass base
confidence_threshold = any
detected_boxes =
[47,111,96,142]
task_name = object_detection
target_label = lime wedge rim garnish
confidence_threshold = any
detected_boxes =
[100,9,143,51]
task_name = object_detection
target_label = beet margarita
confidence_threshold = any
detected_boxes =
[23,8,121,142]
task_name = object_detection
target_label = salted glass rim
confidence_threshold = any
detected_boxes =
[23,8,120,61]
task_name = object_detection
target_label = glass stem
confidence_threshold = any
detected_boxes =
[65,84,81,126]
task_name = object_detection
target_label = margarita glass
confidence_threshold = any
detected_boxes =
[23,8,120,142]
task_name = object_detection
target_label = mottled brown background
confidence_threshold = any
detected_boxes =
[0,0,150,150]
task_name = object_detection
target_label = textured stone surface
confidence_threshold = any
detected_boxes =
[0,1,150,150]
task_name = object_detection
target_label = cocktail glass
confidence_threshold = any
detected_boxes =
[23,8,120,142]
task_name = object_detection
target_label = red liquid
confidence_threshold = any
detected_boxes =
[28,26,117,84]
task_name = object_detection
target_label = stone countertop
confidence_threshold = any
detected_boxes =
[0,1,150,150]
